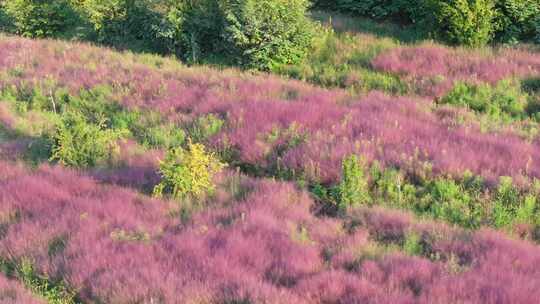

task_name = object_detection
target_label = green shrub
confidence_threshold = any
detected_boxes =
[313,0,432,24]
[0,2,14,31]
[424,178,481,228]
[435,0,496,47]
[79,0,166,52]
[49,111,120,168]
[535,16,540,43]
[140,123,186,149]
[492,176,521,227]
[371,165,409,206]
[167,0,316,70]
[491,178,540,228]
[3,0,77,38]
[403,231,423,256]
[522,77,540,94]
[439,80,528,122]
[313,0,502,45]
[153,141,226,200]
[493,0,540,43]
[514,194,537,225]
[338,155,370,207]
[190,114,224,143]
[164,0,226,63]
[221,0,315,70]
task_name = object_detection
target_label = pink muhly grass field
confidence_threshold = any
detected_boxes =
[372,45,540,97]
[0,274,45,304]
[2,161,540,303]
[2,37,540,186]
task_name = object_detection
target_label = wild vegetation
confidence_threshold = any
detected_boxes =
[2,1,540,303]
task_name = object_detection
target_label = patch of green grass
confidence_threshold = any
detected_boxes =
[438,80,530,123]
[275,25,410,95]
[310,10,425,43]
[0,257,79,304]
[311,156,540,237]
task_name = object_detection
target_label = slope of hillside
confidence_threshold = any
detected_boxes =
[2,30,540,303]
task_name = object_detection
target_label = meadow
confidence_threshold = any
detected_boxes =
[2,6,540,304]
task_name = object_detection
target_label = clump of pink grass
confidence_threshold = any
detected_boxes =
[2,161,540,303]
[372,45,540,97]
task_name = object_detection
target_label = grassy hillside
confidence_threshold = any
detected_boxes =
[1,12,540,303]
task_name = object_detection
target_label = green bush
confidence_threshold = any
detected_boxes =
[164,0,226,63]
[315,0,540,46]
[79,0,166,52]
[49,111,120,168]
[167,0,315,70]
[190,114,224,143]
[439,80,528,122]
[495,178,539,230]
[435,0,496,47]
[3,0,77,38]
[371,164,412,206]
[492,176,521,227]
[221,0,315,70]
[403,231,423,256]
[153,141,226,200]
[423,178,481,228]
[312,0,431,24]
[493,0,540,43]
[535,16,540,43]
[0,3,14,31]
[514,194,538,225]
[338,155,370,207]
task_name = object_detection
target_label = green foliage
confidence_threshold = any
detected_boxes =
[139,123,186,149]
[0,3,14,31]
[167,0,316,70]
[439,80,529,122]
[153,141,226,200]
[492,176,521,227]
[49,111,120,168]
[403,231,423,256]
[190,114,224,143]
[371,163,416,207]
[315,0,540,45]
[491,177,540,229]
[312,0,416,22]
[535,16,540,44]
[275,25,409,95]
[435,0,496,47]
[338,155,370,207]
[163,0,222,62]
[219,0,315,70]
[79,0,166,51]
[3,0,77,38]
[16,258,78,304]
[423,178,482,228]
[493,0,540,43]
[312,157,538,232]
[515,194,537,225]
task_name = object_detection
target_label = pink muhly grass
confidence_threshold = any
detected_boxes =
[3,161,540,302]
[0,274,45,304]
[0,162,319,303]
[0,104,16,130]
[282,92,540,184]
[372,46,540,97]
[3,37,540,185]
[89,140,163,189]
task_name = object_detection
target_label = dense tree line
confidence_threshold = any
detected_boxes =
[0,0,315,70]
[313,0,540,47]
[0,0,539,71]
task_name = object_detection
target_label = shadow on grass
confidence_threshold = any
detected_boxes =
[311,10,427,44]
[0,122,51,165]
